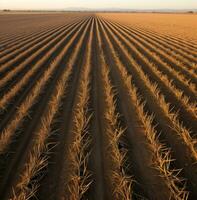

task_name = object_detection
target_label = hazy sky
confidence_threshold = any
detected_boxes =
[1,0,197,10]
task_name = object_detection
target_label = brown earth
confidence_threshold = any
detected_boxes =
[0,13,196,200]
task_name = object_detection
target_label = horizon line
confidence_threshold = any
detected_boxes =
[1,8,197,11]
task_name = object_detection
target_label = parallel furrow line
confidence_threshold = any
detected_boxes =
[111,21,197,69]
[106,20,197,85]
[129,24,197,57]
[0,18,91,200]
[98,17,188,200]
[63,19,93,200]
[100,18,197,197]
[0,16,80,52]
[9,17,93,200]
[102,19,197,100]
[0,16,84,62]
[100,19,197,133]
[0,18,89,154]
[0,17,85,75]
[0,18,87,110]
[96,18,132,200]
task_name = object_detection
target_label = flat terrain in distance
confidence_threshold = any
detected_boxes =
[99,13,197,43]
[0,12,196,200]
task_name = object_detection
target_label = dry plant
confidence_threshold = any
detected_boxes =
[0,19,85,110]
[0,61,56,154]
[10,18,92,200]
[133,58,197,160]
[0,19,78,89]
[141,57,197,117]
[104,19,197,96]
[104,20,197,118]
[101,58,132,200]
[99,18,188,199]
[0,14,196,199]
[96,19,132,199]
[0,19,78,75]
[11,73,71,199]
[127,25,197,70]
[130,87,189,200]
[0,19,88,155]
[111,20,197,81]
[0,21,59,58]
[66,107,92,200]
[0,22,66,64]
[111,20,196,71]
[64,19,93,200]
[102,19,197,160]
[0,15,83,60]
[132,25,197,56]
[99,13,197,47]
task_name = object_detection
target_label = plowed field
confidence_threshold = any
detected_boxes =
[0,13,196,200]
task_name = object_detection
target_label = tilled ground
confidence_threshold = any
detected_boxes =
[0,13,196,200]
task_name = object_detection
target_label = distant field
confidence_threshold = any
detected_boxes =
[99,13,197,43]
[0,13,196,200]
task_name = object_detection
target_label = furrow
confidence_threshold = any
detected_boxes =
[99,17,197,198]
[0,18,89,136]
[111,21,197,70]
[0,18,87,112]
[0,16,84,61]
[97,17,188,200]
[130,26,197,64]
[0,22,71,64]
[86,17,110,200]
[100,19,197,134]
[0,15,80,52]
[9,35,76,200]
[102,19,197,102]
[0,17,89,155]
[96,18,132,200]
[0,17,85,76]
[122,23,197,58]
[62,19,93,200]
[106,19,197,86]
[0,17,92,200]
[132,25,197,51]
[35,17,93,200]
[0,22,63,60]
[0,23,59,52]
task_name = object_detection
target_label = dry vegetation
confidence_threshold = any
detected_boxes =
[98,13,197,43]
[0,13,196,200]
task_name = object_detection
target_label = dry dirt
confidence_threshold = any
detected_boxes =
[0,13,196,200]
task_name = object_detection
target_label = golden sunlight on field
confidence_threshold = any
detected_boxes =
[0,13,196,200]
[99,13,197,42]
